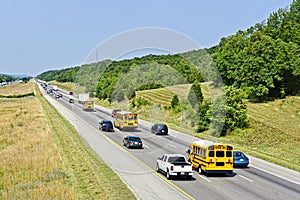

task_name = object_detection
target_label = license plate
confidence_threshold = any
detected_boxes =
[135,142,138,145]
[240,159,244,161]
[181,172,185,175]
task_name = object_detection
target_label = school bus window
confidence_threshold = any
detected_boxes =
[226,151,232,157]
[209,151,214,157]
[216,151,224,157]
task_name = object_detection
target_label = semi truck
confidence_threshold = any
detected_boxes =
[78,93,89,104]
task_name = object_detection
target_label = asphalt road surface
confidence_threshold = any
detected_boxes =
[39,84,300,200]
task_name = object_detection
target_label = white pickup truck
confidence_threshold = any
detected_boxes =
[156,154,193,180]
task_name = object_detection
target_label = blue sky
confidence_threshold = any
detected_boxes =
[0,0,293,76]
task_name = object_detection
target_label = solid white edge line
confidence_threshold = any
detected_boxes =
[239,175,254,182]
[198,174,212,182]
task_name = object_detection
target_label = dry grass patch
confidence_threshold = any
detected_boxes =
[0,81,35,96]
[0,97,75,199]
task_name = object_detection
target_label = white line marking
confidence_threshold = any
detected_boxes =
[198,174,211,182]
[239,175,254,182]
[143,144,149,148]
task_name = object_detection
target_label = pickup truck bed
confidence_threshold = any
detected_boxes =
[156,154,193,180]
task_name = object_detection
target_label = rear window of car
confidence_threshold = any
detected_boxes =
[129,137,141,141]
[168,156,185,163]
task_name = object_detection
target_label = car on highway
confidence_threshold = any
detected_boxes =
[69,98,74,103]
[111,109,121,117]
[55,93,63,98]
[156,154,193,180]
[151,124,168,135]
[99,120,114,132]
[233,151,249,168]
[123,136,143,149]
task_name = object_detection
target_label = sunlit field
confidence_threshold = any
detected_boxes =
[0,82,135,199]
[0,81,35,96]
[0,97,75,199]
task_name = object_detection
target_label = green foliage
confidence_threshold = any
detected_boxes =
[197,86,249,137]
[213,1,300,101]
[171,95,179,108]
[197,101,211,132]
[136,82,164,91]
[0,74,15,83]
[188,82,203,108]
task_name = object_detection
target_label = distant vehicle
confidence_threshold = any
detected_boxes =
[114,111,138,130]
[123,136,143,149]
[52,85,58,91]
[83,101,94,111]
[69,98,74,103]
[55,94,61,98]
[99,120,114,132]
[156,154,193,180]
[187,140,233,174]
[78,93,89,104]
[47,89,53,94]
[111,109,121,117]
[69,91,74,96]
[233,151,249,168]
[151,124,168,135]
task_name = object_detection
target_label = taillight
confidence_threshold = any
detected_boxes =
[129,142,132,144]
[171,166,174,171]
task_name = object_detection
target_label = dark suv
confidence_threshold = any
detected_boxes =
[99,120,114,132]
[151,124,168,135]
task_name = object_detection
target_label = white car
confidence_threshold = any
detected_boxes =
[156,154,193,180]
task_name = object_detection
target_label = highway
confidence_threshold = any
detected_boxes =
[39,84,300,200]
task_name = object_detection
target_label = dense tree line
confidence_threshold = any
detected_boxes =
[37,67,80,82]
[0,74,14,82]
[212,0,300,102]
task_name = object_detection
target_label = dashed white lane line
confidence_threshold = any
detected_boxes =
[198,174,212,182]
[239,175,254,182]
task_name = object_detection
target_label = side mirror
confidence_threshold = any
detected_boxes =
[186,149,191,154]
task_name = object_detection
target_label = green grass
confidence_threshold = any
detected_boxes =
[136,84,192,106]
[38,85,135,199]
[226,96,300,171]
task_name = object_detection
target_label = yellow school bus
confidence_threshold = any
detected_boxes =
[114,111,138,130]
[83,101,94,111]
[187,140,233,174]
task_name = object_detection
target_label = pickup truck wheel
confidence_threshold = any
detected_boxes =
[155,164,159,172]
[166,171,172,180]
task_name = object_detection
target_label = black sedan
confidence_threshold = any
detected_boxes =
[151,124,168,135]
[233,151,249,168]
[99,120,114,132]
[123,136,143,149]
